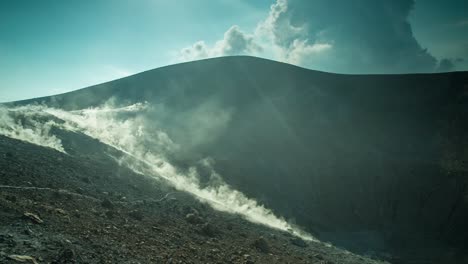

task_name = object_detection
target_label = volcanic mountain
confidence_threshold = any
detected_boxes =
[1,56,468,263]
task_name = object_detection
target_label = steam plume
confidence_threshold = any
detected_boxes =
[0,102,315,241]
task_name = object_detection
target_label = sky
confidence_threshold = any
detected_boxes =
[0,0,467,102]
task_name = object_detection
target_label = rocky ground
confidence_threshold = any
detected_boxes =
[0,134,390,264]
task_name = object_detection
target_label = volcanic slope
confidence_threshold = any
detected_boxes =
[0,132,386,264]
[3,56,468,263]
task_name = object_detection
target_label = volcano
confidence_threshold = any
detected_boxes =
[1,56,468,263]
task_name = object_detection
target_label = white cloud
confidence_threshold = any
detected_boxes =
[255,0,306,47]
[281,40,332,65]
[174,0,333,68]
[177,41,211,62]
[258,0,440,73]
[176,25,262,62]
[174,0,446,73]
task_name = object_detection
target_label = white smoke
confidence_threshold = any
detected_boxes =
[0,102,316,241]
[0,106,65,153]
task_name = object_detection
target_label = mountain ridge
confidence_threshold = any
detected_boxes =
[6,56,467,108]
[2,56,468,263]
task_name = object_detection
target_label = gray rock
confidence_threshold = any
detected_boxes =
[185,213,203,224]
[252,236,270,253]
[290,237,308,248]
[101,198,114,209]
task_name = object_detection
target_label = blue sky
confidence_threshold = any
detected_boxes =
[0,0,467,102]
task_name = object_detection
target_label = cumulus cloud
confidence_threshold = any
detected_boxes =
[281,40,332,66]
[176,25,262,62]
[176,0,450,73]
[260,0,439,73]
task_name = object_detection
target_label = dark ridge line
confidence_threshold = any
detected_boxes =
[2,55,466,105]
